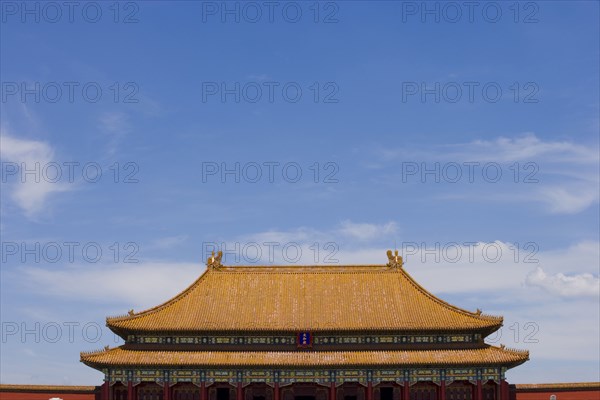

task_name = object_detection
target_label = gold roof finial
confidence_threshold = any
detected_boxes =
[386,249,403,268]
[128,309,134,316]
[207,250,223,270]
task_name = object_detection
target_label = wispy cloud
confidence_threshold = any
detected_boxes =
[0,132,72,218]
[537,184,599,214]
[337,220,398,241]
[455,135,599,214]
[20,261,200,310]
[98,112,131,157]
[451,134,598,164]
[375,133,600,214]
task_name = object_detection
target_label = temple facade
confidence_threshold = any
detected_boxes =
[81,251,529,400]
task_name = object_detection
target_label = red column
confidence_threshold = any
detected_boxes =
[102,381,110,400]
[201,382,207,400]
[438,381,446,400]
[128,381,134,400]
[500,380,508,400]
[476,380,482,400]
[274,383,280,400]
[403,381,409,400]
[367,382,373,400]
[237,382,243,400]
[164,382,170,400]
[330,383,336,400]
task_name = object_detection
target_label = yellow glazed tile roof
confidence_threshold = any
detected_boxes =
[107,264,502,333]
[80,346,528,368]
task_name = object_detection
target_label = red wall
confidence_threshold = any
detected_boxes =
[515,390,600,400]
[0,386,99,400]
[0,392,96,400]
[511,384,600,400]
[1,384,598,400]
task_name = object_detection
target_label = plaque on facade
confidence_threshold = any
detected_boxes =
[297,331,312,348]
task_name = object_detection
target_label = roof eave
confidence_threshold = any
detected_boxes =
[103,323,504,337]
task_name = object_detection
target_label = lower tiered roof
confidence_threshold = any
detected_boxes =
[81,345,529,368]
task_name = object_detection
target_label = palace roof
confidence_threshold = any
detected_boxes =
[106,258,502,336]
[80,346,528,369]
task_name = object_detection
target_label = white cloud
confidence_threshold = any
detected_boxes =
[337,220,398,241]
[464,135,599,214]
[21,261,201,310]
[0,133,72,218]
[239,220,398,246]
[239,227,322,245]
[220,221,399,264]
[211,224,599,299]
[525,266,599,298]
[405,240,600,298]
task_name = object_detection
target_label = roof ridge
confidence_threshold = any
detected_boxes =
[218,264,390,268]
[216,265,396,274]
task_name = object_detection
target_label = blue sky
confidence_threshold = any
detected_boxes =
[1,0,599,385]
